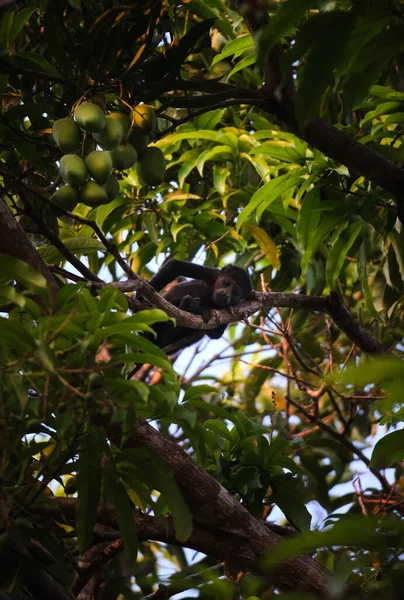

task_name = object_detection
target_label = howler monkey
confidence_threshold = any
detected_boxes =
[148,259,252,353]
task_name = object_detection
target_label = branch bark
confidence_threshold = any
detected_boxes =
[93,279,383,354]
[54,418,334,598]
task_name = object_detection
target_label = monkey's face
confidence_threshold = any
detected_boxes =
[213,275,243,307]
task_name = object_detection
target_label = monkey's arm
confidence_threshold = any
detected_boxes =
[149,259,218,292]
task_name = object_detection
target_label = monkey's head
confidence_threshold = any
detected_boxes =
[213,266,252,307]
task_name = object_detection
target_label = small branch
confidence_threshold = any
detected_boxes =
[73,539,123,596]
[0,59,77,85]
[48,264,88,283]
[91,278,383,355]
[0,113,55,148]
[16,184,102,283]
[285,394,390,491]
[325,291,384,353]
[156,97,261,139]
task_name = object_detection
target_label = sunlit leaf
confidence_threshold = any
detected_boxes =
[212,34,254,66]
[245,224,280,268]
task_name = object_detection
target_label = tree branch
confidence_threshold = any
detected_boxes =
[52,448,333,597]
[93,279,383,354]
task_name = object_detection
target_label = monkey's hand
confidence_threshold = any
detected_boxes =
[179,295,212,323]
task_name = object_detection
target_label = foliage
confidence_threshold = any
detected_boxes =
[0,1,404,599]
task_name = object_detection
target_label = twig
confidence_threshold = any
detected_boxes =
[285,393,390,491]
[73,540,123,595]
[155,98,261,139]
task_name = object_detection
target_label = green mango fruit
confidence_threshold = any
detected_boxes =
[52,118,82,153]
[127,129,148,153]
[211,29,228,53]
[51,185,79,211]
[108,111,130,136]
[136,146,166,186]
[80,180,109,207]
[132,104,156,134]
[85,150,113,183]
[59,154,88,186]
[65,476,78,495]
[74,102,106,133]
[102,176,120,201]
[108,143,137,170]
[94,116,124,150]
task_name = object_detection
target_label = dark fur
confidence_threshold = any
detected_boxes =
[149,260,252,352]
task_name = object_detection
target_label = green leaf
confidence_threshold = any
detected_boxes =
[8,51,61,76]
[8,373,29,410]
[344,26,404,109]
[185,399,234,421]
[104,467,138,566]
[264,516,400,569]
[370,430,404,469]
[153,467,192,543]
[255,0,314,68]
[118,448,192,543]
[38,236,105,264]
[114,352,174,374]
[76,428,104,553]
[384,112,404,125]
[211,34,254,66]
[270,476,311,532]
[236,169,305,230]
[326,221,363,288]
[196,145,232,176]
[357,228,378,317]
[183,384,218,402]
[0,255,48,292]
[204,419,233,441]
[227,51,256,80]
[213,165,231,195]
[250,143,305,163]
[360,101,403,126]
[8,7,36,44]
[341,356,404,387]
[389,229,404,282]
[197,109,225,130]
[43,0,73,72]
[296,187,321,248]
[294,12,357,125]
[95,197,125,230]
[178,158,198,188]
[158,130,218,146]
[300,209,342,275]
[0,12,14,46]
[0,318,35,352]
[0,285,26,308]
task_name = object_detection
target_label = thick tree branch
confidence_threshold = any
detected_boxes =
[53,434,333,597]
[89,413,366,597]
